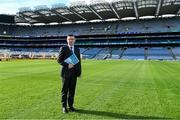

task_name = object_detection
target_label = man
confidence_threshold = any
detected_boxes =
[57,34,81,113]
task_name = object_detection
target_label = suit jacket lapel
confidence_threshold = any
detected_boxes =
[66,45,78,57]
[65,46,71,58]
[74,47,78,57]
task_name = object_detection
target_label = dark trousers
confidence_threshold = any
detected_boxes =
[61,69,77,108]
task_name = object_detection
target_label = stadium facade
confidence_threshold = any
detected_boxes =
[0,0,180,60]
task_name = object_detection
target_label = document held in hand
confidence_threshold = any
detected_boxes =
[64,53,79,65]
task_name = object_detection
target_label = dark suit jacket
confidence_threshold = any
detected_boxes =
[57,45,81,77]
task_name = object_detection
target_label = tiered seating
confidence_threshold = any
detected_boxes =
[82,48,101,59]
[147,47,173,60]
[94,48,110,60]
[110,48,122,59]
[172,47,180,60]
[122,48,145,60]
[79,48,88,54]
[1,18,180,37]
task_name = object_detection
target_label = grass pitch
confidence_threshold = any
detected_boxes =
[0,60,180,119]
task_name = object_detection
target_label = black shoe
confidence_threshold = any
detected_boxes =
[62,107,68,113]
[69,107,76,112]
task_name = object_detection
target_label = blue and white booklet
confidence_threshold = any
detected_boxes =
[64,53,79,65]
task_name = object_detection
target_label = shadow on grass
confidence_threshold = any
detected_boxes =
[76,109,170,119]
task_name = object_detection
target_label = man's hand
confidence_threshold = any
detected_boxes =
[68,64,74,69]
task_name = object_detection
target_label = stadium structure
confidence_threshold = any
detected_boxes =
[0,0,180,60]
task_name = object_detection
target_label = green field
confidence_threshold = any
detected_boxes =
[0,60,180,119]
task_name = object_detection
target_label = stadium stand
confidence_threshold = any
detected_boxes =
[147,47,173,60]
[110,48,122,59]
[0,0,180,60]
[122,47,145,60]
[1,18,180,37]
[172,47,180,60]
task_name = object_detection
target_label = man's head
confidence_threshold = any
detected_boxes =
[67,34,76,47]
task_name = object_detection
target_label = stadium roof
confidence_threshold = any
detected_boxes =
[15,0,180,24]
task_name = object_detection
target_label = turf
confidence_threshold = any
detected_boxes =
[0,60,180,119]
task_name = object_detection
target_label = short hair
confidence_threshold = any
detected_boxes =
[67,34,75,37]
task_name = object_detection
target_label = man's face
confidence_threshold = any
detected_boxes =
[67,36,75,46]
